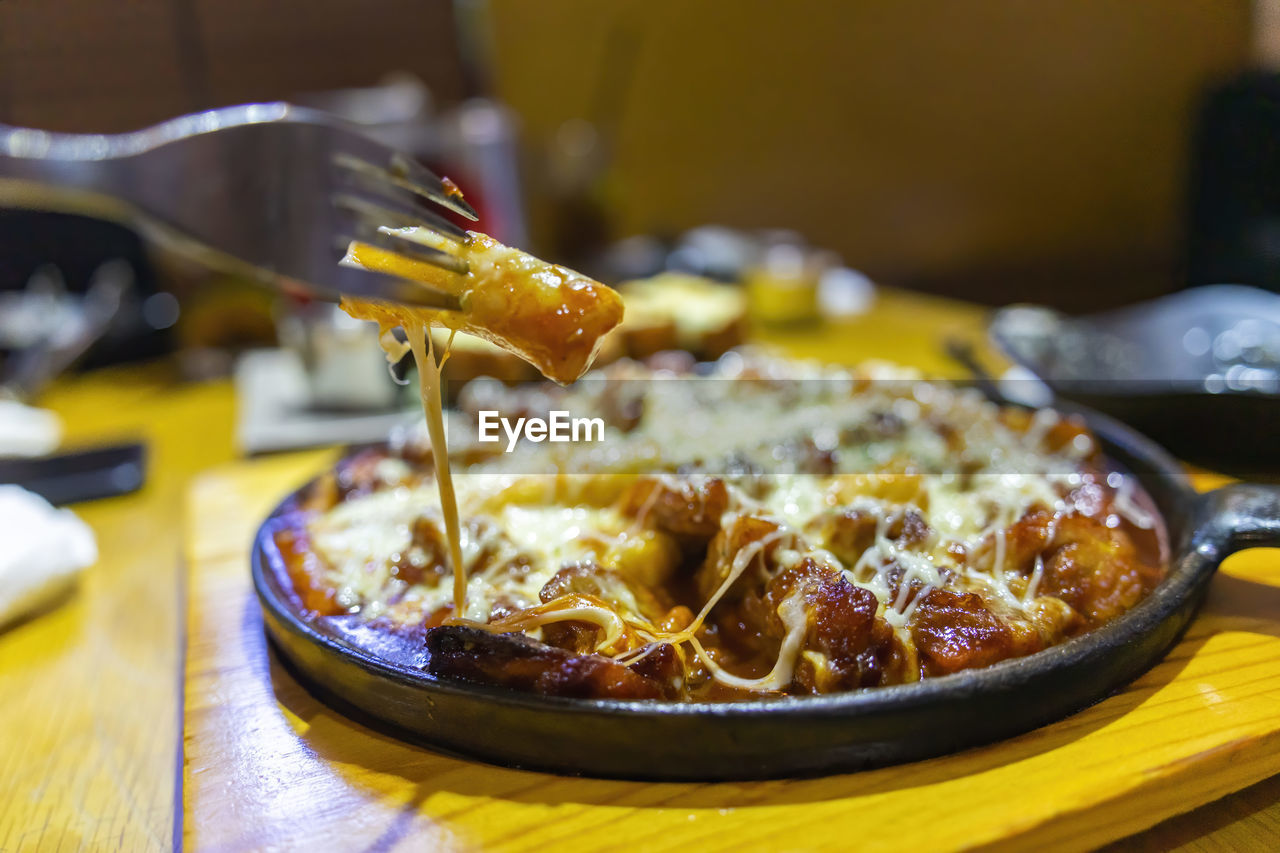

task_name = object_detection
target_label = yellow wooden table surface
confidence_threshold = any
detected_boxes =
[3,288,1279,851]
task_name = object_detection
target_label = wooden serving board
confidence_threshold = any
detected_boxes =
[183,453,1280,852]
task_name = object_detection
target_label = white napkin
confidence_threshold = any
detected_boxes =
[0,399,63,458]
[0,485,97,627]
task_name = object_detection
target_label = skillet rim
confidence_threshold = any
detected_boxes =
[250,401,1209,721]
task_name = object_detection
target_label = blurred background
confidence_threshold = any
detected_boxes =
[2,0,1279,469]
[1,0,1269,305]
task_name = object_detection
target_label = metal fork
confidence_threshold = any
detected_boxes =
[0,103,476,309]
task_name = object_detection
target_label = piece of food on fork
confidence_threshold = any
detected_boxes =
[340,225,624,384]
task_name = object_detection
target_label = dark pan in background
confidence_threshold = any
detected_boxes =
[990,285,1280,476]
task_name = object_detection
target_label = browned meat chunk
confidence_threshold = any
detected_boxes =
[425,627,667,699]
[1038,515,1159,626]
[999,409,1097,457]
[821,507,930,566]
[389,516,452,587]
[539,562,662,612]
[626,642,683,698]
[910,589,1041,676]
[987,511,1160,627]
[766,560,906,691]
[620,476,730,544]
[712,558,906,692]
[694,514,784,602]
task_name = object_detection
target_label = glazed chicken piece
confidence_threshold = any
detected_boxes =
[722,558,909,693]
[982,510,1161,627]
[908,589,1044,676]
[342,229,624,384]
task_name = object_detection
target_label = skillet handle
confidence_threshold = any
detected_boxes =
[1191,484,1280,559]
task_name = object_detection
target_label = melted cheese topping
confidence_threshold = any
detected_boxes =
[305,352,1154,696]
[309,480,637,625]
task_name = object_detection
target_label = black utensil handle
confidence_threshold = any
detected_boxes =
[0,442,146,505]
[1190,483,1280,559]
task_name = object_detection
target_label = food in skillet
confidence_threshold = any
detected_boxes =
[272,350,1168,701]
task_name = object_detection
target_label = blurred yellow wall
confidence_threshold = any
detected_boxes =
[0,0,1256,308]
[489,1,1252,306]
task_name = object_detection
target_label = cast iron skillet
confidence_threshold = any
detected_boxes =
[251,407,1280,781]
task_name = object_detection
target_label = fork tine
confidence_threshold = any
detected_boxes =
[333,151,478,222]
[333,191,470,243]
[337,165,473,239]
[367,228,468,275]
[337,225,469,277]
[333,256,463,310]
[389,152,480,221]
[364,227,471,275]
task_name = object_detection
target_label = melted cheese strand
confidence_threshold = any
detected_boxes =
[622,528,810,691]
[404,323,468,616]
[687,591,809,691]
[691,528,787,634]
[1024,556,1044,604]
[479,594,628,651]
[652,529,790,652]
[1113,474,1157,530]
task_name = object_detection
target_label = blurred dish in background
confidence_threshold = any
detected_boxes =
[234,348,417,455]
[600,226,876,321]
[0,213,176,373]
[612,272,747,361]
[990,284,1280,474]
[742,232,828,328]
[277,303,405,412]
[0,258,133,400]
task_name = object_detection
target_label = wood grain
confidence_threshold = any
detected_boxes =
[0,366,235,852]
[182,373,1280,851]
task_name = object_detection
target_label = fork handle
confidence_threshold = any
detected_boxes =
[0,104,294,163]
[0,123,138,220]
[0,104,295,221]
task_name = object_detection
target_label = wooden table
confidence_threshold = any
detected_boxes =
[2,289,1278,851]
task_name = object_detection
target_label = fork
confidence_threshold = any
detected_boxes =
[0,103,476,309]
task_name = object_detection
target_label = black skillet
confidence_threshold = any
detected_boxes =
[252,408,1280,781]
